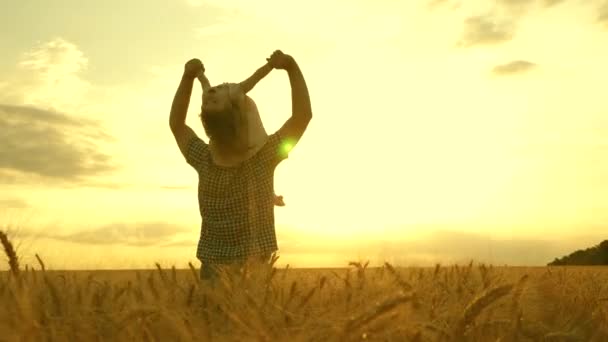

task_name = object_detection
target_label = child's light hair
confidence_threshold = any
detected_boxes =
[199,93,248,153]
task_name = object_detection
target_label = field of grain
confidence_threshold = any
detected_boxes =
[1,232,608,341]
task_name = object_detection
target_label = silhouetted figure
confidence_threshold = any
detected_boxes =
[169,50,312,282]
[197,64,285,206]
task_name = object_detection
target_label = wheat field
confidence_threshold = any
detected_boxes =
[1,231,608,341]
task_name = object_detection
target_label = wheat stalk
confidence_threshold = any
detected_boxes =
[344,292,414,334]
[6,285,27,327]
[454,283,514,338]
[419,322,451,340]
[511,274,529,311]
[116,308,159,332]
[284,280,298,308]
[384,262,413,292]
[319,276,327,290]
[155,262,169,285]
[44,275,62,315]
[434,263,441,278]
[544,331,583,341]
[35,253,46,272]
[147,274,160,301]
[171,265,177,283]
[508,273,530,338]
[268,252,279,267]
[188,262,200,284]
[297,286,317,310]
[186,284,195,307]
[0,230,20,278]
[113,286,128,301]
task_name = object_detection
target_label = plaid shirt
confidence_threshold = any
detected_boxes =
[185,132,288,263]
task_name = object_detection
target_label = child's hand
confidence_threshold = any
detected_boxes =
[196,69,206,81]
[184,58,204,78]
[274,195,285,207]
[266,50,295,70]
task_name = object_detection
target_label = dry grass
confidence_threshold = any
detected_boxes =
[1,231,608,341]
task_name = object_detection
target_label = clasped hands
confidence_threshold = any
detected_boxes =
[183,50,294,79]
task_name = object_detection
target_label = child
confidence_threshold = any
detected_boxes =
[197,63,285,207]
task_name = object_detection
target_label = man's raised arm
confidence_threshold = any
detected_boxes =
[270,51,312,144]
[170,58,203,157]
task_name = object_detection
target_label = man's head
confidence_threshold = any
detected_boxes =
[200,84,248,153]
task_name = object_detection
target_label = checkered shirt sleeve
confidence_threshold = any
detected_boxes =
[185,135,208,171]
[259,131,289,167]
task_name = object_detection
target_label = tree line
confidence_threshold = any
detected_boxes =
[548,240,608,265]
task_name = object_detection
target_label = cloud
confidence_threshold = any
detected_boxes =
[0,104,115,183]
[3,38,91,111]
[456,15,516,47]
[497,0,566,12]
[31,224,605,266]
[599,1,608,27]
[184,0,204,6]
[194,22,239,37]
[0,38,120,185]
[427,0,451,10]
[19,38,87,74]
[24,221,190,247]
[542,0,566,8]
[0,198,29,209]
[0,103,92,126]
[159,240,195,248]
[491,60,537,75]
[160,185,193,190]
[450,0,582,48]
[184,0,258,10]
[496,0,532,12]
[275,229,605,266]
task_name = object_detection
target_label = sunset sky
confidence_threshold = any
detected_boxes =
[1,0,608,269]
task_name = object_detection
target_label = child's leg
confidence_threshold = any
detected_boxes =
[197,72,211,92]
[243,96,268,150]
[242,95,285,207]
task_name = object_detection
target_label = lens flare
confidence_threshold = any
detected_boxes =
[282,142,293,153]
[280,140,295,158]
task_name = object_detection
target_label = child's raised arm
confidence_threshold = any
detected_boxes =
[197,71,211,92]
[239,62,273,94]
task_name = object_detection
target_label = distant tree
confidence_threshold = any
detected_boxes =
[550,257,563,266]
[601,240,608,264]
[548,240,608,266]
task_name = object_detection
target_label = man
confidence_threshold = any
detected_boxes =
[169,50,312,281]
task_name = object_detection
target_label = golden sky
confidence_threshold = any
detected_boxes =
[1,0,608,269]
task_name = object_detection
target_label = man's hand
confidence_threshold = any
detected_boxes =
[171,60,203,156]
[184,58,204,79]
[274,48,311,152]
[266,50,295,71]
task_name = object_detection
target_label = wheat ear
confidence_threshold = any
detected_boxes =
[0,231,20,278]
